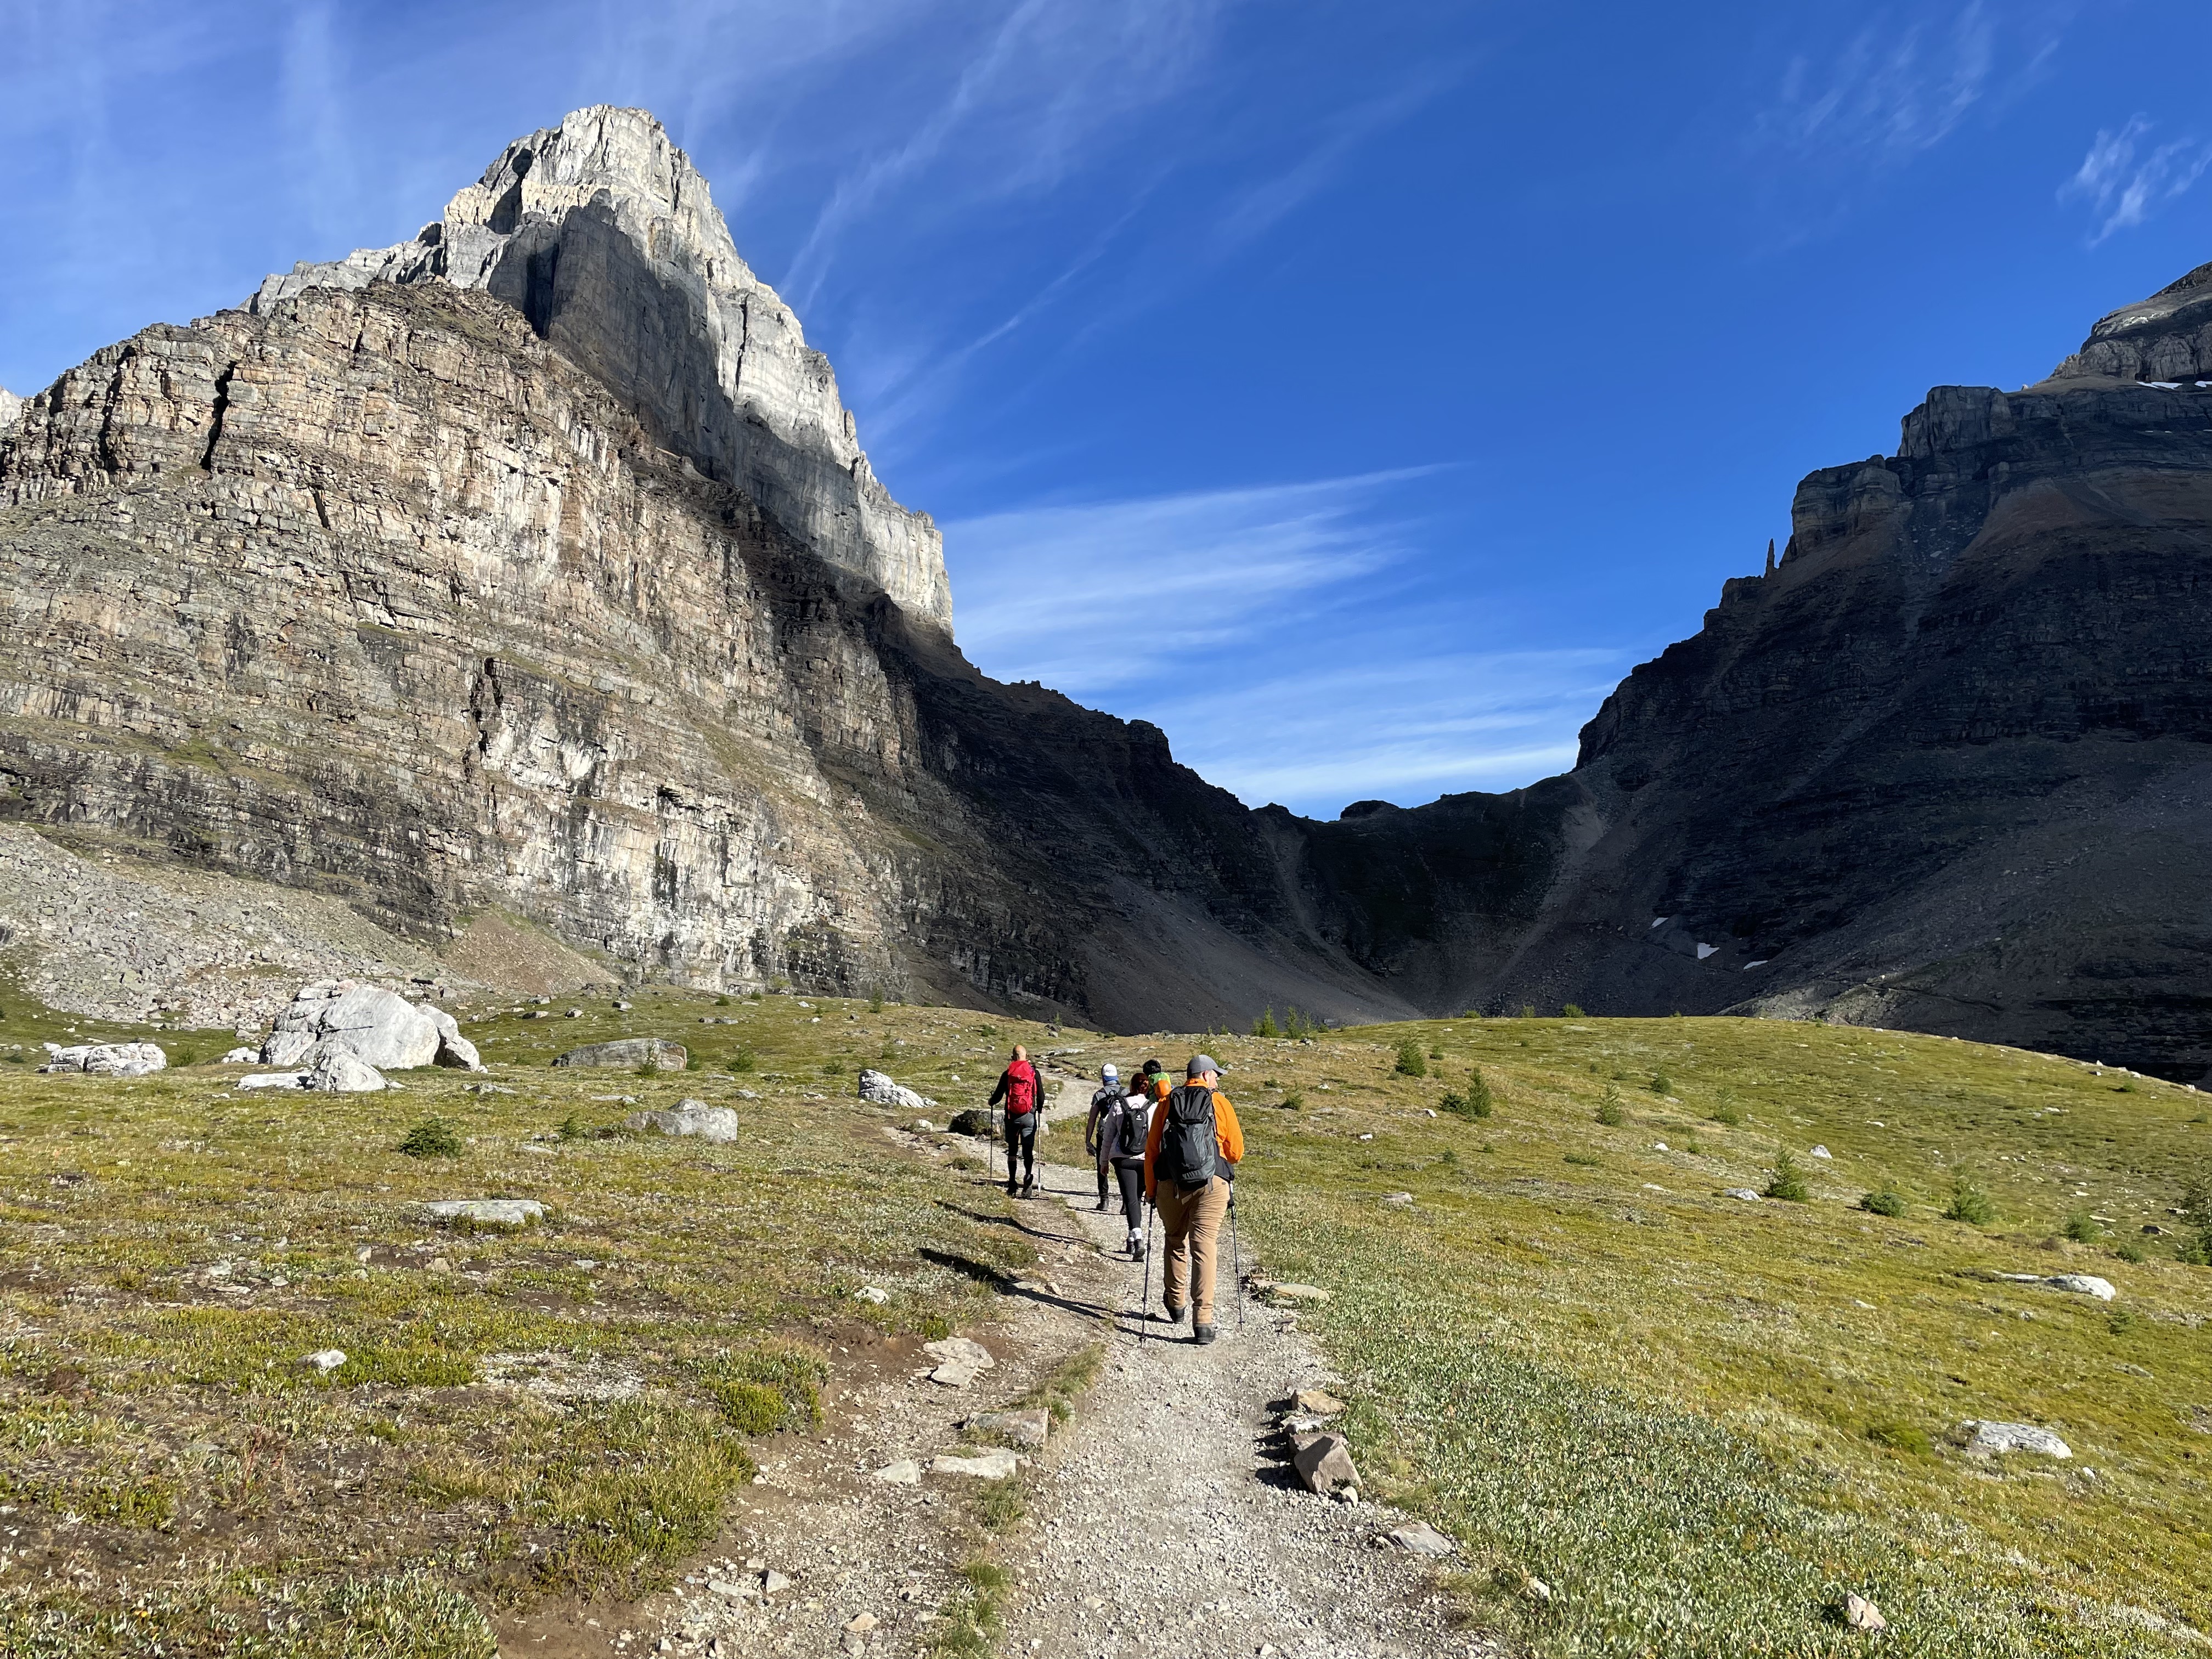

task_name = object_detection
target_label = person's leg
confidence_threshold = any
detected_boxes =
[1096,1159,1109,1208]
[1187,1177,1228,1329]
[1115,1160,1145,1240]
[1156,1182,1192,1316]
[1002,1115,1020,1193]
[1020,1122,1039,1188]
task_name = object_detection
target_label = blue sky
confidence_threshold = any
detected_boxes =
[5,1,2210,816]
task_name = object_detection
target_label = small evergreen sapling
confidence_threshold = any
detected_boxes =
[1764,1150,1812,1202]
[1395,1041,1427,1078]
[1943,1172,1995,1227]
[398,1118,464,1159]
[1595,1083,1626,1127]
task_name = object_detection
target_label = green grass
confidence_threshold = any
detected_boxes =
[1230,1013,2212,1656]
[7,985,2212,1656]
[0,985,1056,1655]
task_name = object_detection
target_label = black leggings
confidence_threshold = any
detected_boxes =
[1112,1158,1144,1223]
[1004,1114,1037,1182]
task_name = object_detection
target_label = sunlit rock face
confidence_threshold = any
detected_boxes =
[252,106,950,630]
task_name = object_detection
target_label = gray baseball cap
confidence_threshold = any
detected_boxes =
[1187,1054,1220,1078]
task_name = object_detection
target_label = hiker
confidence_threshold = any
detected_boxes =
[1102,1074,1153,1257]
[988,1043,1045,1198]
[1144,1054,1244,1343]
[1085,1064,1125,1212]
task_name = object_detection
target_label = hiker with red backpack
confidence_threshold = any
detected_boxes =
[989,1045,1045,1198]
[1143,1054,1245,1343]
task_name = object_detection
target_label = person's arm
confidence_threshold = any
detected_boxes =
[1085,1097,1105,1157]
[1215,1093,1244,1165]
[989,1070,1010,1108]
[1143,1094,1166,1202]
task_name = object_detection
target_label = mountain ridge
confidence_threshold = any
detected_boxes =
[1,105,2205,1080]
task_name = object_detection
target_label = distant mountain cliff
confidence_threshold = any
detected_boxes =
[1,108,2204,1078]
[1300,260,2212,1080]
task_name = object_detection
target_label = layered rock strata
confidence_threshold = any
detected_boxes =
[1296,267,2212,1078]
[2,105,2207,1078]
[250,106,949,628]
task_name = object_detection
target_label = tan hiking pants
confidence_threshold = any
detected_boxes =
[1156,1175,1229,1326]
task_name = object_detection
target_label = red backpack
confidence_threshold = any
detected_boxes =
[1004,1062,1039,1116]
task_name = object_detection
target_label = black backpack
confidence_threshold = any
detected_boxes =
[1155,1083,1218,1190]
[1110,1095,1151,1163]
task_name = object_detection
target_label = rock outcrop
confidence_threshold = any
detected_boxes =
[1,104,2205,1078]
[262,981,473,1069]
[1286,262,2212,1080]
[38,1041,166,1077]
[250,106,949,629]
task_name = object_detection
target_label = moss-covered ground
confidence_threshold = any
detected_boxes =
[1,991,2207,1655]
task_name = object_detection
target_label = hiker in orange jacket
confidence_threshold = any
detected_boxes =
[989,1044,1045,1198]
[1143,1054,1245,1343]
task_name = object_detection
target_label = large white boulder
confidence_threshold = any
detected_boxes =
[1962,1420,2072,1459]
[40,1042,167,1078]
[262,981,456,1070]
[627,1099,739,1143]
[304,1041,387,1093]
[857,1069,932,1112]
[416,1002,483,1070]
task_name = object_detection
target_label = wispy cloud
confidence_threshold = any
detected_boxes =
[2059,115,2212,244]
[946,471,1426,691]
[777,0,1224,313]
[943,471,1619,814]
[1760,3,1997,165]
[1156,650,1616,812]
[1203,66,1461,261]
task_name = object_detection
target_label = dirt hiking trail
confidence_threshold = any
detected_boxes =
[503,1076,1503,1659]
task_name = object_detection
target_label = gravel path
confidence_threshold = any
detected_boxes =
[999,1085,1502,1659]
[532,1076,1506,1659]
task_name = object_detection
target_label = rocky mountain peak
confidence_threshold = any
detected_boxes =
[252,106,951,627]
[2044,256,2212,386]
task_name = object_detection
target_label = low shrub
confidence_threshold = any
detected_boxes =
[1595,1084,1626,1127]
[2062,1209,2103,1243]
[1650,1072,1673,1096]
[398,1119,464,1159]
[1561,1003,1586,1018]
[2114,1239,2147,1264]
[1860,1188,1908,1217]
[1943,1173,1996,1227]
[1765,1151,1812,1202]
[729,1046,757,1074]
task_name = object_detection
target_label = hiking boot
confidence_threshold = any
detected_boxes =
[1127,1234,1144,1260]
[1096,1196,1109,1212]
[1023,1177,1040,1199]
[1161,1304,1186,1324]
[1195,1324,1218,1345]
[1004,1181,1018,1198]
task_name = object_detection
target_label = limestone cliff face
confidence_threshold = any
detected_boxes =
[1294,267,2212,1079]
[0,267,1406,1030]
[251,107,950,629]
[2,106,2204,1076]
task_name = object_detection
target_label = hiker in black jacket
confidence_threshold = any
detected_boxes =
[1085,1064,1125,1212]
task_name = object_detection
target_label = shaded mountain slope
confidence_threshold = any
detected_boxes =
[1305,285,2212,1078]
[1,106,2205,1077]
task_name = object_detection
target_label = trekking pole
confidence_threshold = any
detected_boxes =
[1138,1199,1156,1344]
[1229,1183,1245,1333]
